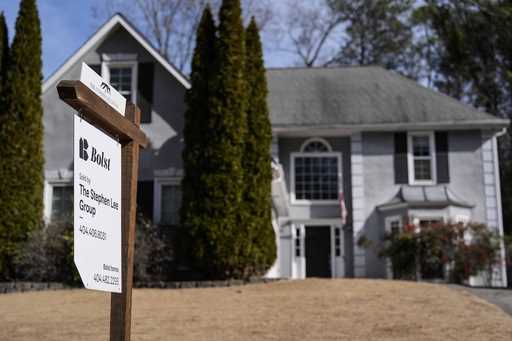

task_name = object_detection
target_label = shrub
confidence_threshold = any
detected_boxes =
[14,222,79,285]
[12,214,174,286]
[371,221,502,283]
[134,213,175,284]
[381,231,417,280]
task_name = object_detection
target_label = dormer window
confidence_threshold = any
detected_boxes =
[291,138,341,204]
[102,57,138,104]
[109,67,133,100]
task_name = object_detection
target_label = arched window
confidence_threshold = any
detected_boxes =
[301,138,332,153]
[292,138,340,203]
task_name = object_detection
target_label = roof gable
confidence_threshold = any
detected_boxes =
[42,13,190,93]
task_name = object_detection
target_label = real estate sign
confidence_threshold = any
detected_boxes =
[80,63,126,116]
[74,115,122,293]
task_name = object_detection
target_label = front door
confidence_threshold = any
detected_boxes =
[305,226,331,278]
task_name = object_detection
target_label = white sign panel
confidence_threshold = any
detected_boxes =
[80,63,126,116]
[74,115,122,293]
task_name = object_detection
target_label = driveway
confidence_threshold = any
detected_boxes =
[451,285,512,316]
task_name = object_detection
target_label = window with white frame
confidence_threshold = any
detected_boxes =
[384,216,402,279]
[334,227,341,257]
[160,185,182,226]
[292,138,341,202]
[419,218,442,228]
[385,216,402,236]
[295,227,301,257]
[51,185,73,222]
[408,132,436,184]
[103,61,137,103]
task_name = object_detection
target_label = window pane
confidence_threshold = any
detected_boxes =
[294,156,339,200]
[109,67,132,100]
[303,141,329,152]
[412,136,430,157]
[419,219,441,228]
[161,185,182,225]
[411,135,433,182]
[51,186,73,222]
[414,159,431,180]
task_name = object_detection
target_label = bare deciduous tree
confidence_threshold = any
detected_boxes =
[91,0,274,73]
[274,0,343,67]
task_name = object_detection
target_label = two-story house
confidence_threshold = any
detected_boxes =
[42,14,509,287]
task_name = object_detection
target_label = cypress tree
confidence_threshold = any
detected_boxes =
[0,12,8,97]
[183,0,247,278]
[180,6,218,275]
[0,0,43,279]
[243,18,276,275]
[207,0,247,278]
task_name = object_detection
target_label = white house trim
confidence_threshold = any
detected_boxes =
[407,131,437,186]
[272,119,510,136]
[43,170,74,223]
[477,132,508,287]
[300,137,332,152]
[291,222,344,279]
[42,14,190,94]
[153,176,181,225]
[492,134,508,287]
[279,218,347,225]
[101,59,138,104]
[351,133,366,277]
[44,180,73,223]
[292,224,305,279]
[384,215,402,279]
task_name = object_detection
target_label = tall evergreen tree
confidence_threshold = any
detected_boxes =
[180,6,219,275]
[0,12,8,97]
[242,17,275,275]
[195,0,246,278]
[0,0,43,279]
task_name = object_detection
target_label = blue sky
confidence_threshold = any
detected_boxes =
[3,1,102,80]
[2,1,291,81]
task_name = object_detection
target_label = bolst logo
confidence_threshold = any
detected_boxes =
[79,137,111,171]
[79,138,89,161]
[101,82,111,94]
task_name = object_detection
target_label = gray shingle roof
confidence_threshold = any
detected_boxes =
[266,66,508,129]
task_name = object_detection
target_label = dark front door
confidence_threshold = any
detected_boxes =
[305,226,331,278]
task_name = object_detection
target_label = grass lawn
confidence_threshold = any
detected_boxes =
[1,279,511,340]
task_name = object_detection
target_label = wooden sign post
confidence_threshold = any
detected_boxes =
[57,79,149,341]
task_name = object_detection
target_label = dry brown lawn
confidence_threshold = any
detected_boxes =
[1,279,511,340]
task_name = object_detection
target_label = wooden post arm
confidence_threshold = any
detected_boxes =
[57,80,149,148]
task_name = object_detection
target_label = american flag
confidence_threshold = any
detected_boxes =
[339,190,348,226]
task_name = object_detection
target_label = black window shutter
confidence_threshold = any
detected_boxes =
[394,132,408,184]
[88,64,101,76]
[137,62,154,123]
[435,131,450,183]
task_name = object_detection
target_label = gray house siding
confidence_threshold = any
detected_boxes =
[359,130,489,278]
[42,25,186,222]
[360,132,395,278]
[43,26,186,178]
[449,130,486,222]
